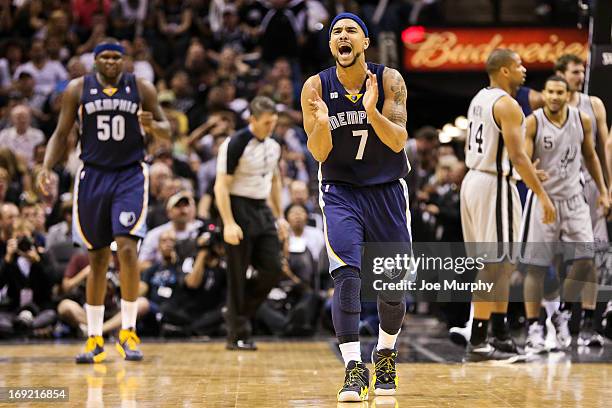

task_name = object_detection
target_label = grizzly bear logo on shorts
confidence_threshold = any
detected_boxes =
[119,212,136,227]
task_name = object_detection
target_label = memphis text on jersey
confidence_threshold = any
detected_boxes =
[83,98,139,115]
[328,110,370,130]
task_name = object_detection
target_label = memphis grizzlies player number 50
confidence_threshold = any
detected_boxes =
[38,38,171,365]
[96,115,125,141]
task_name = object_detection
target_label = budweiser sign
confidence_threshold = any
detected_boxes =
[403,28,588,71]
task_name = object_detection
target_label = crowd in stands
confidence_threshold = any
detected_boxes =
[0,0,470,341]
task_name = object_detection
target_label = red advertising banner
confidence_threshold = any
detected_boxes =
[402,28,588,71]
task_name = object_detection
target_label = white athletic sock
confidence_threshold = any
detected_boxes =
[339,341,361,366]
[121,299,138,330]
[463,303,474,328]
[377,326,400,351]
[85,304,104,337]
[543,296,560,318]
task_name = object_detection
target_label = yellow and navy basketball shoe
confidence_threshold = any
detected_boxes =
[75,335,107,364]
[371,348,398,395]
[115,328,143,361]
[338,360,369,402]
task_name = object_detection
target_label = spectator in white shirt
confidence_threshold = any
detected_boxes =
[13,38,67,95]
[12,71,47,116]
[0,105,44,168]
[138,191,203,271]
[285,203,324,265]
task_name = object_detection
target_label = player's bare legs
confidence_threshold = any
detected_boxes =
[489,262,519,353]
[558,259,603,347]
[546,259,596,350]
[580,270,599,341]
[76,247,111,364]
[524,265,547,353]
[465,262,519,362]
[116,236,139,301]
[524,267,546,319]
[470,261,496,342]
[579,259,604,347]
[114,236,144,361]
[87,247,112,306]
[563,259,594,302]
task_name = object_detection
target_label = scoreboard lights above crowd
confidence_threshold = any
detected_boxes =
[402,27,588,71]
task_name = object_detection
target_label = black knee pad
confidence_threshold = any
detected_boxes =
[333,268,362,314]
[378,296,406,334]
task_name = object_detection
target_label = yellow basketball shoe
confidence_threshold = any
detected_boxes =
[115,328,143,361]
[337,360,369,402]
[76,335,107,364]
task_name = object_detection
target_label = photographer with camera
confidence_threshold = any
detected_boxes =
[139,229,182,335]
[0,203,20,337]
[158,222,227,337]
[139,191,203,272]
[214,96,285,350]
[0,218,56,336]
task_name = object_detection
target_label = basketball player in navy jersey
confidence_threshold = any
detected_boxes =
[301,13,410,402]
[515,86,544,117]
[38,38,170,363]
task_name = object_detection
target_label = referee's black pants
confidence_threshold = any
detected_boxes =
[224,196,283,341]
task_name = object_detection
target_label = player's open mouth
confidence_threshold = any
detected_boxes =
[339,45,352,56]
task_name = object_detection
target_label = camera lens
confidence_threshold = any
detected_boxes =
[17,237,33,252]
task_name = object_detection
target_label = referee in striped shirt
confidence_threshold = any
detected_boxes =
[215,96,285,350]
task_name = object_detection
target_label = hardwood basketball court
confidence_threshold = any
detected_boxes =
[1,331,610,407]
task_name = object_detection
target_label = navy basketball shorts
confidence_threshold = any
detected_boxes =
[72,163,149,250]
[318,179,412,273]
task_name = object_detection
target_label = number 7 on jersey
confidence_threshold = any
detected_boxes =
[352,130,368,160]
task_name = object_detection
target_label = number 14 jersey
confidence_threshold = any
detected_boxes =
[318,62,409,186]
[465,87,523,180]
[78,73,145,169]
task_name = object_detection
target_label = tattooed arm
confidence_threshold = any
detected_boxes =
[362,67,408,153]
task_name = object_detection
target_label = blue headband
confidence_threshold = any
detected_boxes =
[329,13,368,39]
[93,43,125,58]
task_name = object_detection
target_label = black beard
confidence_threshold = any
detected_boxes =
[336,52,361,68]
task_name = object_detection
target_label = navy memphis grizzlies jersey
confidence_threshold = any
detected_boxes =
[318,62,409,186]
[515,86,532,116]
[79,73,145,169]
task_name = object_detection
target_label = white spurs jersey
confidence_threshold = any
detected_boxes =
[574,93,598,180]
[575,93,597,142]
[465,87,523,179]
[532,106,584,200]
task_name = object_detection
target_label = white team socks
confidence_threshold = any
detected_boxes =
[121,299,138,330]
[377,326,400,351]
[339,341,361,366]
[543,296,561,318]
[85,304,104,337]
